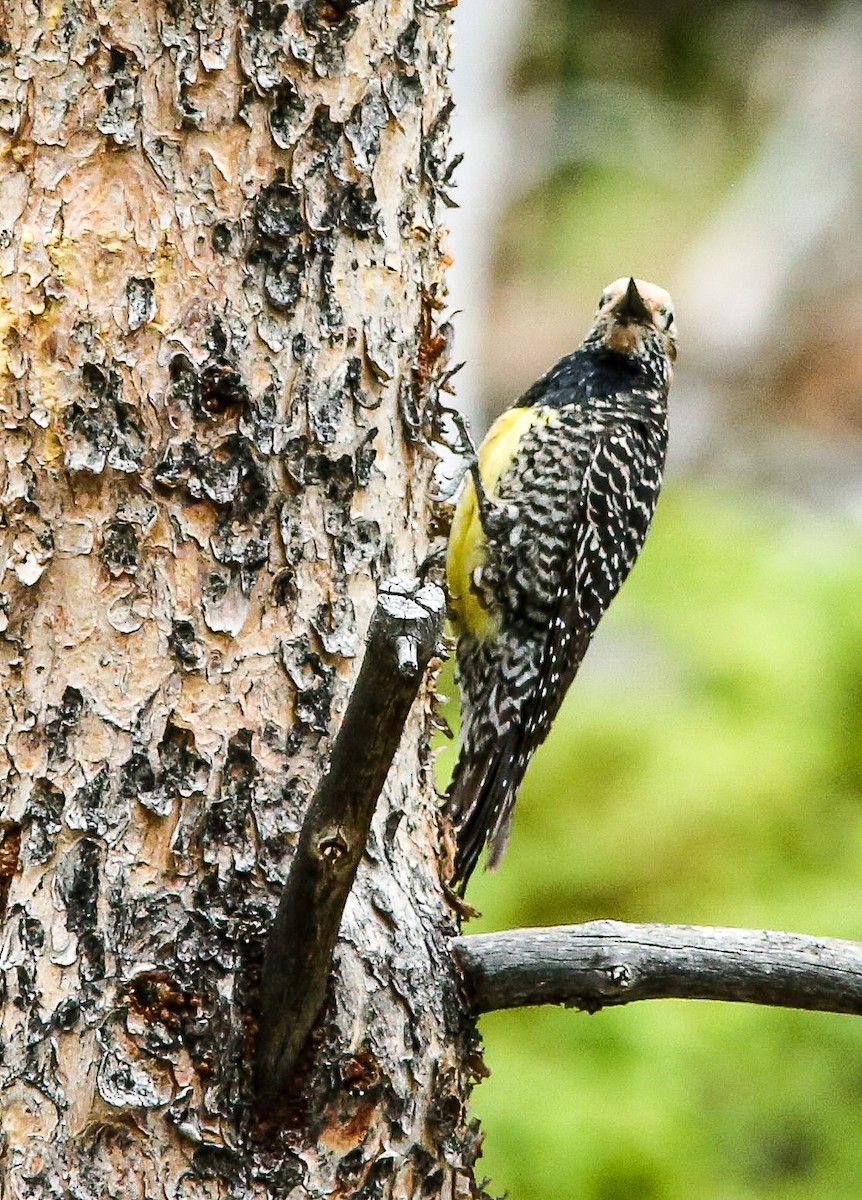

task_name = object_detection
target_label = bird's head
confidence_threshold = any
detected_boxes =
[587,277,677,365]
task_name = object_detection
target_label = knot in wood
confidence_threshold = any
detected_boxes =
[126,969,199,1030]
[0,822,21,922]
[0,823,21,877]
[318,832,349,863]
[606,963,633,989]
[339,1047,380,1096]
[318,0,355,20]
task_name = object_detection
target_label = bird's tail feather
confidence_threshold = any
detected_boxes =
[447,728,524,892]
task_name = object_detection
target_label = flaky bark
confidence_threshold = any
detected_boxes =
[0,3,481,1196]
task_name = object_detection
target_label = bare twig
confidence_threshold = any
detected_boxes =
[255,578,446,1112]
[452,921,862,1017]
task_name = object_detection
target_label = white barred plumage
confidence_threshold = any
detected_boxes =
[445,278,677,891]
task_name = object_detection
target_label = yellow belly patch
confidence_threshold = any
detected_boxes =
[446,405,556,641]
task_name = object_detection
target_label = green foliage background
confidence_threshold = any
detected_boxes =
[444,1,862,1191]
[436,485,862,1198]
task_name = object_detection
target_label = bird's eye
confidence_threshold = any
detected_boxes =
[598,293,608,308]
[663,308,675,329]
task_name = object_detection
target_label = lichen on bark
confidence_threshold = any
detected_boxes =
[0,1,484,1195]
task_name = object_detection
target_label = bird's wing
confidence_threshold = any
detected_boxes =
[446,405,558,642]
[450,413,665,887]
[519,418,663,761]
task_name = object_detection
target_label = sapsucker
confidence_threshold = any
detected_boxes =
[445,277,677,891]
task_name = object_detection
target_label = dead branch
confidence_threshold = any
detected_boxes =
[255,578,445,1112]
[453,920,862,1016]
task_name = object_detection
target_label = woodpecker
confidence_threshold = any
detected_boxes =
[445,277,677,891]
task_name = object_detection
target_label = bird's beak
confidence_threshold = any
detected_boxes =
[614,278,652,325]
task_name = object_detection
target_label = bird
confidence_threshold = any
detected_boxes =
[444,277,677,892]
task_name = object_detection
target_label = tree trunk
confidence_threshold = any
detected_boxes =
[0,3,483,1196]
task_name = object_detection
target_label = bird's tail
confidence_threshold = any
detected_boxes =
[446,724,526,893]
[445,631,543,892]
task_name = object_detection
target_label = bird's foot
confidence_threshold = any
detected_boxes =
[442,879,482,921]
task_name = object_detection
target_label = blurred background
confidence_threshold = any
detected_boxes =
[438,2,862,1197]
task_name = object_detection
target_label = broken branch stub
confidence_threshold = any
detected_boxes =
[255,578,446,1113]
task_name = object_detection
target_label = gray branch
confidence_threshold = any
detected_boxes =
[255,578,445,1113]
[452,921,862,1016]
